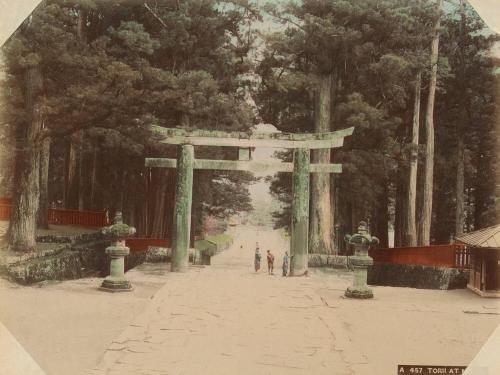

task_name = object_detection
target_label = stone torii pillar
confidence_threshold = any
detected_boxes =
[171,144,194,272]
[146,125,354,274]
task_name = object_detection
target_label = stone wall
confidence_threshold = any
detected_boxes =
[308,254,349,269]
[2,235,109,285]
[144,247,210,265]
[367,263,468,290]
[308,255,468,290]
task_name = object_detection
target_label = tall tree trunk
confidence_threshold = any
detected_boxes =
[455,131,465,236]
[455,0,467,237]
[310,74,333,254]
[8,65,43,252]
[331,174,340,254]
[77,136,85,210]
[372,182,389,248]
[165,172,176,241]
[405,72,421,246]
[90,143,98,209]
[37,135,51,229]
[119,170,127,212]
[150,169,168,238]
[330,70,341,254]
[75,7,87,211]
[419,0,442,245]
[335,181,352,254]
[64,139,77,208]
[473,131,495,230]
[394,168,405,247]
[433,183,452,244]
[140,168,150,237]
[495,71,500,224]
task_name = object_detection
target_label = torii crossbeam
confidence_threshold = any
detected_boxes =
[146,125,354,275]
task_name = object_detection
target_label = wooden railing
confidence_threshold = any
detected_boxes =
[369,244,470,269]
[126,238,171,252]
[454,246,471,268]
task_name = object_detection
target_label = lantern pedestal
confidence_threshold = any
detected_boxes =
[100,242,133,292]
[99,212,136,293]
[344,221,378,299]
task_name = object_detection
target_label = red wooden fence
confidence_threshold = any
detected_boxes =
[369,244,470,269]
[0,203,12,221]
[126,238,171,252]
[47,208,109,227]
[0,199,109,227]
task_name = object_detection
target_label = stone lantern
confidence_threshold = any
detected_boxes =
[344,221,379,299]
[100,211,136,292]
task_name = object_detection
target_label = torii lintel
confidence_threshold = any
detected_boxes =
[151,125,354,149]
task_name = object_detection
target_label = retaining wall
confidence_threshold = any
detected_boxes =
[367,263,468,290]
[308,254,468,290]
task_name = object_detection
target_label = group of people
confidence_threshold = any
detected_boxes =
[254,242,290,276]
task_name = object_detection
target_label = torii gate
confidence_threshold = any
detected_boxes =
[146,125,354,275]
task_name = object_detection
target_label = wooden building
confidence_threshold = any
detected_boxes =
[456,224,500,298]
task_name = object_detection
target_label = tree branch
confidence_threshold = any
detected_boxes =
[144,2,168,29]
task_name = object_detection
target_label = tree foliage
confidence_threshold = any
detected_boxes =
[2,0,259,248]
[257,0,498,247]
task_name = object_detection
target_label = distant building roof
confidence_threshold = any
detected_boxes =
[456,224,500,248]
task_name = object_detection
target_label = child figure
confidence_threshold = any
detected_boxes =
[266,250,275,275]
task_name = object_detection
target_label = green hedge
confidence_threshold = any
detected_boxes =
[194,234,233,256]
[205,234,232,245]
[194,240,217,256]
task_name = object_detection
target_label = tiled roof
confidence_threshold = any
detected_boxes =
[455,224,500,248]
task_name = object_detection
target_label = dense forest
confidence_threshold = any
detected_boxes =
[0,0,498,253]
[259,0,499,251]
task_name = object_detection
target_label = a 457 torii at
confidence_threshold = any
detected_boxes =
[146,125,354,276]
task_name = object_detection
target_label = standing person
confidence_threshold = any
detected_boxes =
[254,245,261,272]
[282,251,289,277]
[267,250,275,275]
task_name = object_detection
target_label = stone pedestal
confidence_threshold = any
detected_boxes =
[345,244,374,299]
[100,241,132,292]
[99,212,135,293]
[344,221,378,299]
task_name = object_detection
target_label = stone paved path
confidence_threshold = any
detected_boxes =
[88,227,355,375]
[87,227,499,375]
[0,263,170,375]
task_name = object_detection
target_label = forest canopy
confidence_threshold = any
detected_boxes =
[0,0,498,253]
